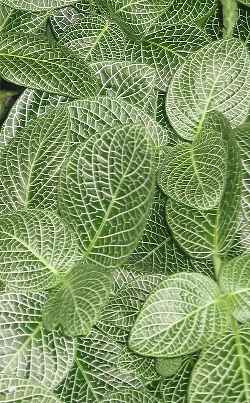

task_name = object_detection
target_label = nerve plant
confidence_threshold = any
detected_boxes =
[0,0,249,402]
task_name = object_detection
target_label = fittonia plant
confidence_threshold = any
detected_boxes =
[0,0,249,402]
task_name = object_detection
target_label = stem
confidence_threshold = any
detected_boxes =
[213,253,223,281]
[220,0,238,39]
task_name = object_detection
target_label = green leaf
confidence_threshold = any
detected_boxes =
[97,273,165,342]
[155,357,184,378]
[0,89,68,147]
[0,210,81,291]
[0,0,79,11]
[129,272,231,357]
[0,292,76,387]
[158,113,227,210]
[101,390,158,402]
[234,6,250,48]
[68,97,168,146]
[238,0,250,5]
[166,128,242,258]
[166,39,250,140]
[43,264,113,336]
[0,378,62,402]
[159,0,216,25]
[189,322,250,403]
[55,329,147,402]
[0,33,98,98]
[220,254,250,322]
[0,107,70,212]
[0,7,50,34]
[59,124,156,268]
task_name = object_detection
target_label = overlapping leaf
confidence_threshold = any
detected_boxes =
[55,329,147,402]
[59,124,156,268]
[0,6,49,34]
[0,210,81,290]
[0,0,79,11]
[166,39,250,140]
[0,292,76,388]
[43,264,113,336]
[101,390,157,402]
[0,378,62,402]
[167,128,242,258]
[158,113,227,210]
[129,273,231,357]
[0,33,98,98]
[0,107,70,212]
[189,322,250,402]
[155,356,184,378]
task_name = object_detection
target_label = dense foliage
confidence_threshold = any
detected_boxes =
[0,0,249,402]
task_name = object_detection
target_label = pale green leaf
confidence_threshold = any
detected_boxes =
[166,39,250,140]
[0,378,62,402]
[167,128,242,258]
[68,97,168,146]
[158,113,227,210]
[0,210,81,291]
[238,0,250,5]
[234,6,250,48]
[0,107,70,212]
[55,329,146,402]
[43,264,113,336]
[129,272,231,357]
[0,33,98,98]
[220,254,250,322]
[59,124,156,268]
[0,89,68,147]
[0,0,79,11]
[0,292,76,388]
[155,357,184,378]
[97,273,165,343]
[101,390,157,402]
[189,322,250,403]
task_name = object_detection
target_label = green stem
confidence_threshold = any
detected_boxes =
[213,253,223,281]
[220,0,238,39]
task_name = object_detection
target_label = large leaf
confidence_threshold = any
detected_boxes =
[158,113,227,210]
[0,33,98,98]
[0,6,49,34]
[0,0,79,11]
[166,39,250,140]
[0,210,81,291]
[189,322,250,403]
[55,329,147,402]
[235,122,250,221]
[0,107,70,212]
[0,292,76,388]
[129,272,231,357]
[59,124,156,268]
[220,254,250,322]
[68,97,168,146]
[0,378,62,402]
[166,128,242,258]
[43,264,113,336]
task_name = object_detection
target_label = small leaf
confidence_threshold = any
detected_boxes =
[166,39,250,140]
[0,210,81,291]
[167,127,242,258]
[158,113,227,210]
[155,357,184,378]
[59,124,156,268]
[0,292,76,388]
[43,264,113,336]
[189,322,250,403]
[0,378,62,402]
[0,0,79,11]
[220,254,250,322]
[0,107,70,212]
[129,272,231,357]
[0,33,98,98]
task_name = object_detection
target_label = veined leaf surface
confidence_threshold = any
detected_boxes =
[0,210,81,290]
[43,264,113,336]
[129,273,231,357]
[189,322,250,403]
[166,39,250,140]
[0,107,70,212]
[0,1,79,11]
[0,292,76,388]
[101,390,157,402]
[59,125,156,268]
[0,33,98,98]
[0,378,62,402]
